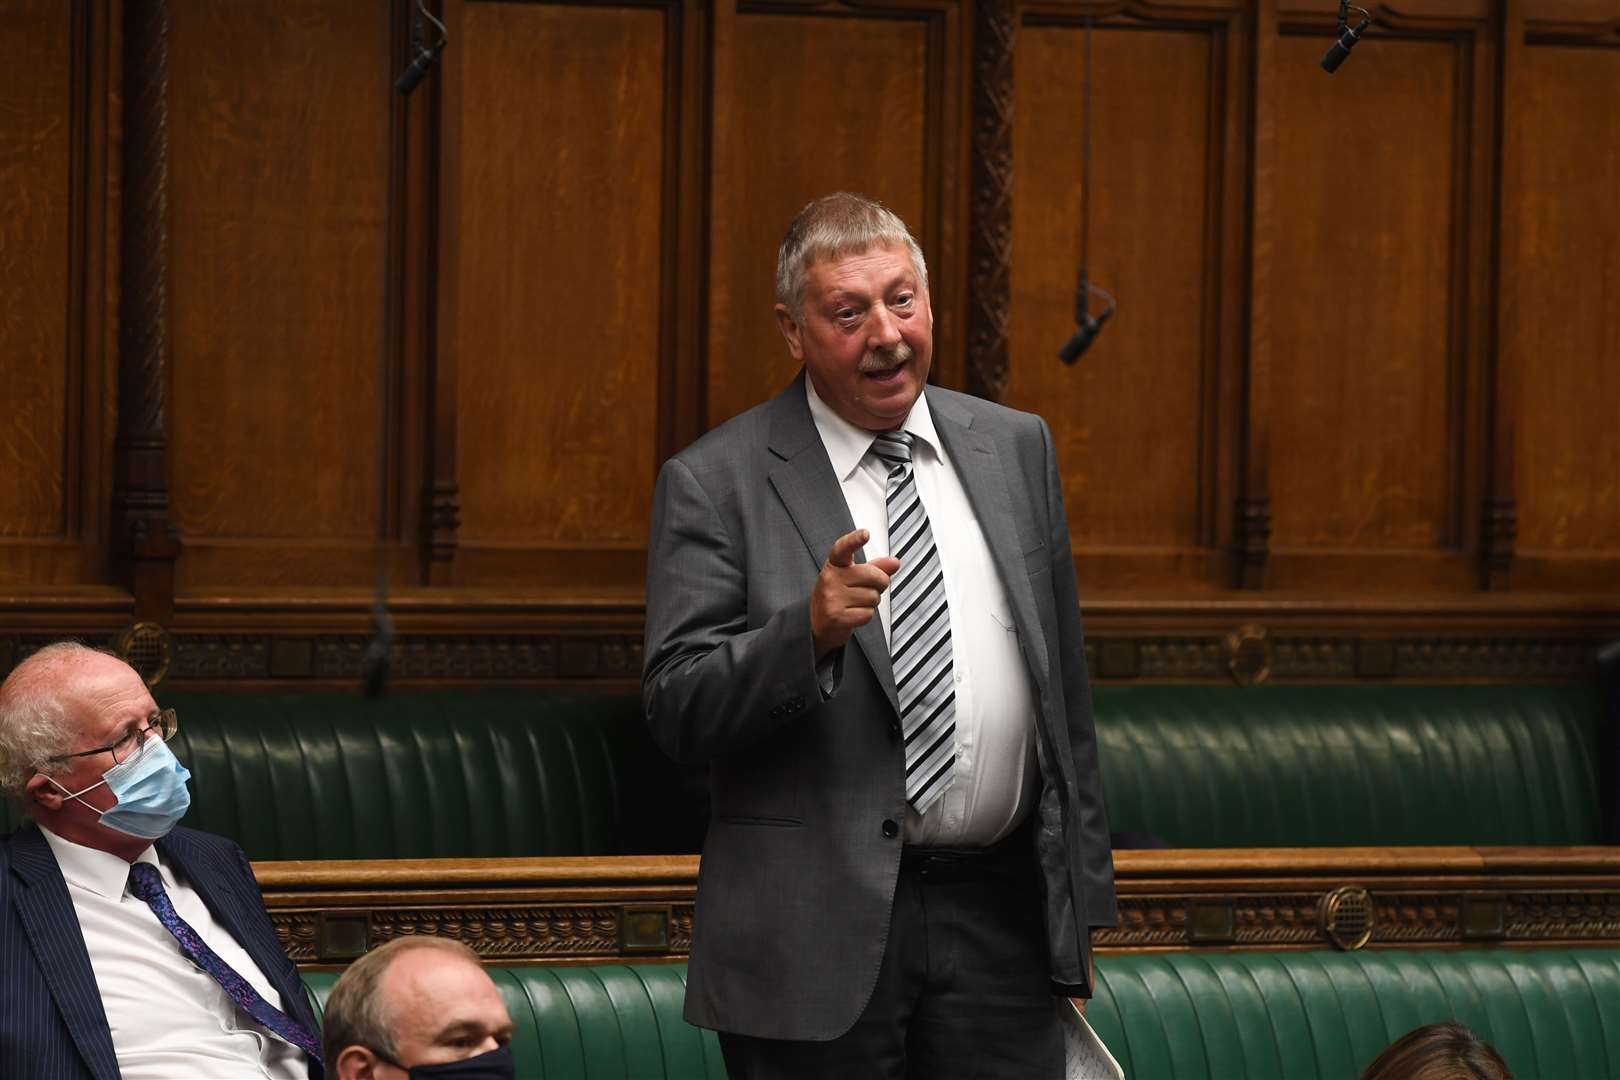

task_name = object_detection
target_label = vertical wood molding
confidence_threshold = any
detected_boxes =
[966,0,1016,403]
[422,0,462,586]
[1481,0,1524,590]
[658,0,709,465]
[112,0,180,619]
[1234,0,1275,589]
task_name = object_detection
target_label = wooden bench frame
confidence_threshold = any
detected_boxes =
[257,846,1620,968]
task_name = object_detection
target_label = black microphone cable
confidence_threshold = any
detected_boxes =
[1059,4,1117,365]
[397,0,449,96]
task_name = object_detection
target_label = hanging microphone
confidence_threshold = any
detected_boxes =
[395,0,448,96]
[362,569,395,698]
[1321,3,1372,73]
[1058,269,1116,365]
[396,40,445,96]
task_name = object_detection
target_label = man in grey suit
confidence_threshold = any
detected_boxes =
[643,193,1115,1077]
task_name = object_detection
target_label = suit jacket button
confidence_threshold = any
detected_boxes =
[881,819,899,839]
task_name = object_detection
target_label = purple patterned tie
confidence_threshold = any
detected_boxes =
[127,862,323,1063]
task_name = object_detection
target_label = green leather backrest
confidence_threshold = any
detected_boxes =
[1088,948,1620,1080]
[302,962,727,1079]
[2,682,1601,853]
[143,690,702,861]
[1092,683,1605,846]
[301,950,1620,1080]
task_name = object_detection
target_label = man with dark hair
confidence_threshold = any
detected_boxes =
[0,642,323,1080]
[323,937,514,1080]
[644,193,1116,1077]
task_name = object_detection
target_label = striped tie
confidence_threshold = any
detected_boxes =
[872,431,956,815]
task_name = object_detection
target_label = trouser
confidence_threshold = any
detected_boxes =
[719,827,1064,1079]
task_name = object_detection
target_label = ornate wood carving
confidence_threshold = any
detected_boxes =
[256,847,1620,965]
[111,0,180,620]
[966,0,1016,401]
[2,622,1606,685]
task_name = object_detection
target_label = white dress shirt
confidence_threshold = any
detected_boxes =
[40,826,310,1080]
[806,378,1039,847]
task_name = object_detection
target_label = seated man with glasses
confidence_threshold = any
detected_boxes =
[0,641,324,1080]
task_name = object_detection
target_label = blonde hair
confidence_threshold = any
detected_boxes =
[1361,1022,1513,1080]
[775,192,928,318]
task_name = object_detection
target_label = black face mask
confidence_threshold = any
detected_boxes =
[390,1045,516,1080]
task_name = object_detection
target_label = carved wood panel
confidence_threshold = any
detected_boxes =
[704,1,957,431]
[452,1,667,586]
[1511,45,1620,563]
[166,1,394,586]
[1011,19,1225,556]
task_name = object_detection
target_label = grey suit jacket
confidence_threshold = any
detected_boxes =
[642,372,1116,1041]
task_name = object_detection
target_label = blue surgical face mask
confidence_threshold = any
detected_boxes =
[50,738,192,840]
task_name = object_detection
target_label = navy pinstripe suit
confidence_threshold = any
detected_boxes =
[1,822,323,1080]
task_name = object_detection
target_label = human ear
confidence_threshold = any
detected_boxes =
[334,1045,382,1080]
[774,304,805,361]
[25,772,65,812]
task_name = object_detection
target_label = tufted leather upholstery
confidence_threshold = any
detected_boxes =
[1094,683,1605,846]
[52,690,700,861]
[1,683,1602,853]
[303,962,727,1079]
[300,950,1620,1080]
[1088,947,1620,1080]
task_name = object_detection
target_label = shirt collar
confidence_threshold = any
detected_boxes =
[39,823,159,901]
[804,374,941,480]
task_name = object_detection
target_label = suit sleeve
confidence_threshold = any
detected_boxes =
[1039,417,1119,928]
[641,456,827,764]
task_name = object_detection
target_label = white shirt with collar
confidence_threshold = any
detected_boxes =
[39,825,310,1080]
[806,377,1039,847]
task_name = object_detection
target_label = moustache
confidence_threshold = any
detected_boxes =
[858,341,914,374]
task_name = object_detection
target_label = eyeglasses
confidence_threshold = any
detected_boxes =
[50,708,178,765]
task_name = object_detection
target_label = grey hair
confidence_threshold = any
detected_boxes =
[0,641,101,799]
[322,936,489,1066]
[774,192,928,320]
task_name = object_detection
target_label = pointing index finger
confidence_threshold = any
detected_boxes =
[827,529,869,568]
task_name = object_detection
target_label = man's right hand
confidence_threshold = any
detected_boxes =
[810,529,901,660]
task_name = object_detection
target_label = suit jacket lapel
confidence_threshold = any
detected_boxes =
[766,373,901,716]
[9,825,121,1080]
[929,392,1051,690]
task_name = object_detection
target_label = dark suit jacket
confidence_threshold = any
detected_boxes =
[0,822,323,1080]
[642,374,1117,1041]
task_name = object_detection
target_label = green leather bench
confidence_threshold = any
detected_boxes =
[2,683,1604,854]
[302,961,727,1079]
[299,949,1620,1080]
[0,691,705,859]
[1095,684,1606,846]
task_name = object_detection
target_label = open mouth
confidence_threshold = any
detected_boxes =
[864,363,906,383]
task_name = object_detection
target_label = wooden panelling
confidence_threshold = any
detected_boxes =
[0,0,111,589]
[1,0,1618,651]
[255,846,1620,964]
[1010,22,1218,556]
[452,2,666,582]
[167,2,392,584]
[1511,44,1620,559]
[0,1,73,543]
[1264,35,1463,557]
[706,6,937,430]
